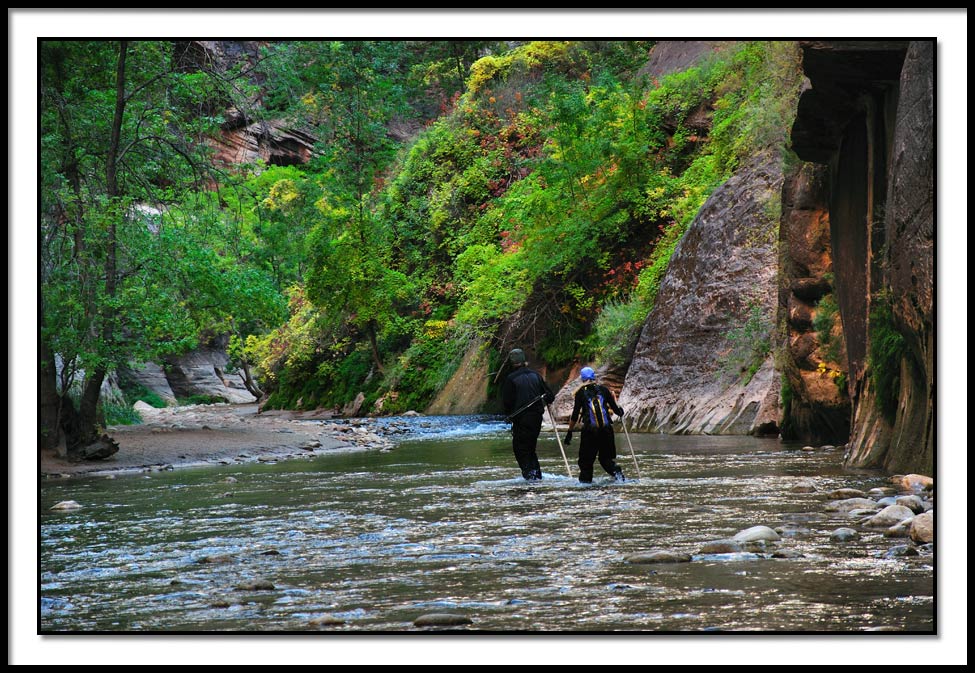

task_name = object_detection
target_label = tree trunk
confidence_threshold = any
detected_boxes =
[64,41,127,459]
[39,341,63,452]
[238,359,265,399]
[367,320,384,374]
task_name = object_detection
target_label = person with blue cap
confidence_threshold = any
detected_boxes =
[564,366,626,483]
[501,348,555,481]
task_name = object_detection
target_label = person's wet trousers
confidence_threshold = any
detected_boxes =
[578,426,624,483]
[511,411,544,480]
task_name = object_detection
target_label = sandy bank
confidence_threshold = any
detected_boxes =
[40,403,385,479]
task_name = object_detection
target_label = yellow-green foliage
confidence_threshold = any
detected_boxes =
[251,40,806,411]
[467,41,575,95]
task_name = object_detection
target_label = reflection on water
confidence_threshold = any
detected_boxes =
[40,418,934,632]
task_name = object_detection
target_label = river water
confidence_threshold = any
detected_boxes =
[39,416,934,633]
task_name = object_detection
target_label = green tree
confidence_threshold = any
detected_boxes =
[40,40,280,455]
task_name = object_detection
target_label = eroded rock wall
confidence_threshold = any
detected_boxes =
[791,40,933,474]
[777,161,851,444]
[618,152,783,435]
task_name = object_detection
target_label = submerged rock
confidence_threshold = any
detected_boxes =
[309,615,346,627]
[50,500,83,510]
[771,549,805,559]
[413,613,473,627]
[625,550,693,564]
[195,554,234,565]
[825,497,881,513]
[829,528,860,542]
[826,488,867,499]
[881,545,919,559]
[698,540,743,554]
[235,580,275,591]
[790,481,818,493]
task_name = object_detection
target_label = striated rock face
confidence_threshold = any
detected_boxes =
[638,40,737,80]
[791,40,932,474]
[117,361,178,405]
[174,41,317,171]
[163,346,256,404]
[847,41,934,474]
[777,161,851,444]
[426,340,491,415]
[119,341,255,406]
[618,152,782,435]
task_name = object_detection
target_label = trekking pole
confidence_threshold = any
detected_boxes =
[546,404,573,479]
[619,415,642,479]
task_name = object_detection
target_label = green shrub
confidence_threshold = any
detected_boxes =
[102,402,143,426]
[812,293,843,364]
[124,384,169,409]
[868,296,908,423]
[584,297,647,366]
[719,298,773,384]
[177,394,227,406]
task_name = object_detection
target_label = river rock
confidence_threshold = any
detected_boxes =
[625,550,693,564]
[775,524,813,538]
[892,474,933,492]
[771,549,805,559]
[235,580,275,591]
[825,497,881,513]
[829,527,860,542]
[826,488,867,499]
[50,500,83,510]
[195,554,234,565]
[894,495,925,514]
[909,511,933,543]
[699,540,743,554]
[309,615,346,627]
[868,487,898,497]
[882,545,919,559]
[790,480,818,493]
[732,526,781,543]
[883,518,914,538]
[863,505,915,528]
[413,613,473,627]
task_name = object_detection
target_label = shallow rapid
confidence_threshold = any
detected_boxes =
[40,416,933,632]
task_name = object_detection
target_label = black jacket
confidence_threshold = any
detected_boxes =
[502,366,555,419]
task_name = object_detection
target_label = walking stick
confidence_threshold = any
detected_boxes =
[546,404,573,479]
[618,415,642,479]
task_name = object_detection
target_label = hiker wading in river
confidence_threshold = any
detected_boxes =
[501,348,555,481]
[564,367,626,483]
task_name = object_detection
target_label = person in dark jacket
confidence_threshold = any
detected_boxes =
[501,348,555,481]
[564,367,625,483]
